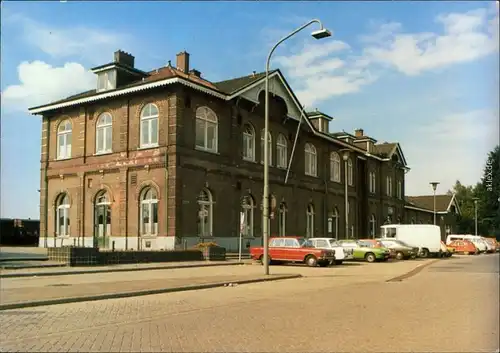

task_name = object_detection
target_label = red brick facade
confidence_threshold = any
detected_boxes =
[34,51,409,251]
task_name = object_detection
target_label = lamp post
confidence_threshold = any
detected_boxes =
[262,20,331,275]
[473,197,479,236]
[430,182,440,225]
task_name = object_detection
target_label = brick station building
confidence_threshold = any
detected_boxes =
[30,50,410,251]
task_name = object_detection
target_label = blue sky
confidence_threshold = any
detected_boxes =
[1,1,498,219]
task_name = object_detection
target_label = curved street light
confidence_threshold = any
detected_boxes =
[262,19,332,275]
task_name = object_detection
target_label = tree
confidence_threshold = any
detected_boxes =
[448,180,477,234]
[476,145,500,239]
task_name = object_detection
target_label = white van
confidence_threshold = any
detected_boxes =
[380,224,442,258]
[446,234,466,244]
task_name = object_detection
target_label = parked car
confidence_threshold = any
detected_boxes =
[337,239,390,263]
[447,239,479,255]
[249,236,335,267]
[380,224,442,258]
[309,238,354,265]
[441,241,455,257]
[377,238,419,260]
[446,234,487,253]
[481,237,497,253]
[359,239,397,258]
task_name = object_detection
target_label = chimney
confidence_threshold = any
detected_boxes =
[114,50,135,68]
[355,128,364,137]
[176,51,190,73]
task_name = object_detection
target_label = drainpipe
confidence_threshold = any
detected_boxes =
[323,152,328,238]
[164,155,169,248]
[43,116,50,248]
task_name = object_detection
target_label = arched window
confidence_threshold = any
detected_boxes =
[369,214,377,238]
[96,113,112,154]
[305,143,317,176]
[369,171,376,193]
[306,204,315,238]
[241,195,254,237]
[140,103,159,148]
[94,190,111,248]
[347,158,353,185]
[195,106,218,153]
[397,180,402,199]
[140,187,158,236]
[56,194,70,236]
[198,189,214,237]
[278,202,287,236]
[57,120,72,159]
[260,129,272,165]
[330,152,341,182]
[386,176,393,196]
[328,207,339,239]
[242,124,255,161]
[276,134,288,169]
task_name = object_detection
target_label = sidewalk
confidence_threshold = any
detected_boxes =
[0,260,250,278]
[0,273,301,310]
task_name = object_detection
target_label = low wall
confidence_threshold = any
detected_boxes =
[47,247,206,267]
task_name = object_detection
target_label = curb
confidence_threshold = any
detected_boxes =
[1,263,66,270]
[0,257,49,262]
[0,261,248,279]
[0,274,302,311]
[386,259,441,282]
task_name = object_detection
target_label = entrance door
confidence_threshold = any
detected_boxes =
[94,192,111,249]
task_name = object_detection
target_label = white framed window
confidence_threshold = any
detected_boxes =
[57,120,72,159]
[198,189,214,237]
[330,152,341,182]
[56,194,70,236]
[140,188,158,236]
[386,176,393,196]
[242,124,255,161]
[96,113,112,154]
[305,143,317,176]
[140,103,159,148]
[347,158,353,185]
[195,106,218,153]
[369,214,376,238]
[260,129,272,165]
[278,202,287,237]
[94,191,111,248]
[369,172,376,193]
[241,195,254,237]
[276,134,288,169]
[306,203,315,238]
[397,180,402,199]
[97,70,116,92]
[328,207,339,239]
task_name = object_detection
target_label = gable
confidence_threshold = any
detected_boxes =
[226,70,304,123]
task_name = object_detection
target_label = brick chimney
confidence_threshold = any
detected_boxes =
[114,50,135,68]
[176,51,190,73]
[355,128,364,137]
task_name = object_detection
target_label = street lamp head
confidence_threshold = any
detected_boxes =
[311,28,332,40]
[429,182,440,191]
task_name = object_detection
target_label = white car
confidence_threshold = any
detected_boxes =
[309,238,354,265]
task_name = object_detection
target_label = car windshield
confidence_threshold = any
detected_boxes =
[329,239,340,247]
[358,241,373,248]
[298,238,314,248]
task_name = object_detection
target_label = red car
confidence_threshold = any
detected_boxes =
[447,240,478,255]
[250,236,336,267]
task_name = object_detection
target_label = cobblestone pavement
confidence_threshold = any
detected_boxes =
[0,255,498,352]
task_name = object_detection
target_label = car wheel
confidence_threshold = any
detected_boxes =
[396,251,404,260]
[334,260,343,265]
[365,253,376,263]
[420,248,429,258]
[305,255,318,267]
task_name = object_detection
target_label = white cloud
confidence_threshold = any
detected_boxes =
[4,12,132,65]
[404,109,499,195]
[2,61,94,112]
[363,8,499,76]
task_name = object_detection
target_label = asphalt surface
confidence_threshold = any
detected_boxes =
[0,254,498,352]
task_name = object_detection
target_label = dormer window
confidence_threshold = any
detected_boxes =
[97,70,116,92]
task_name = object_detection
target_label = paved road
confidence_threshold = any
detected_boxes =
[0,255,498,352]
